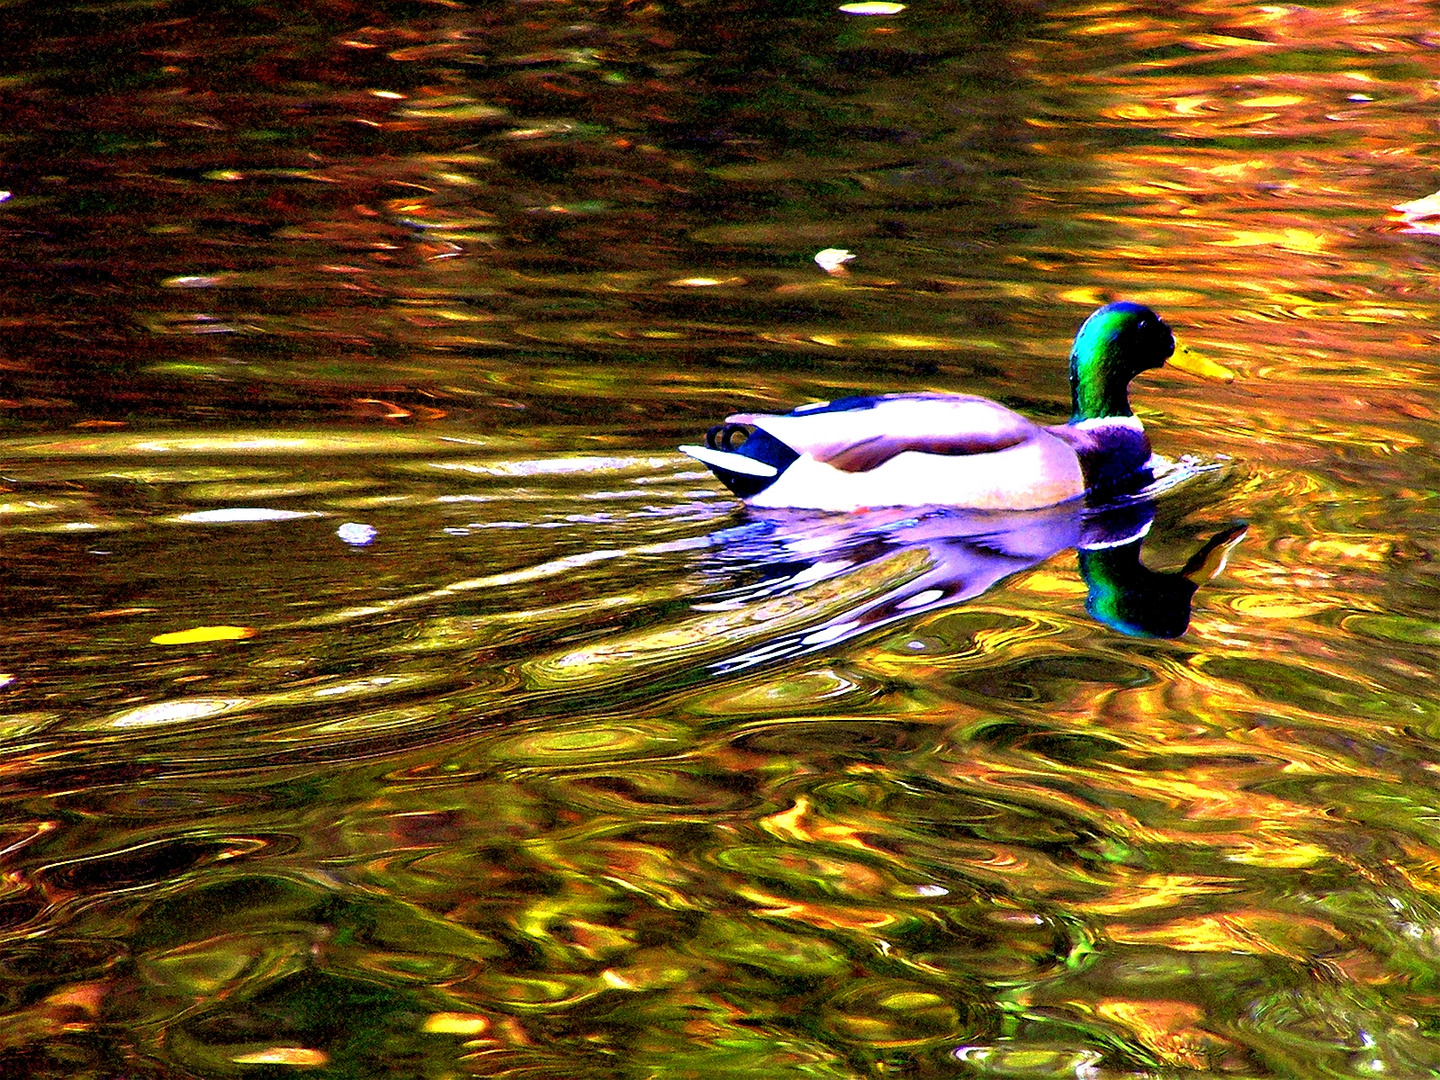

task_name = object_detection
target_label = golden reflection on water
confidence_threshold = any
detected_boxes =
[2,0,1440,1077]
[4,417,1440,1074]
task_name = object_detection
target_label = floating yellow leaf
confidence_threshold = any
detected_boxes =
[150,625,256,645]
[1210,228,1325,253]
[1205,160,1266,177]
[423,1012,490,1035]
[1238,94,1304,108]
[1110,104,1167,120]
[1223,842,1330,868]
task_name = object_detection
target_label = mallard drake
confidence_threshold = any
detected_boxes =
[681,302,1225,512]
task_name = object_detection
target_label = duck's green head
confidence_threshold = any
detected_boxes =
[1069,302,1175,422]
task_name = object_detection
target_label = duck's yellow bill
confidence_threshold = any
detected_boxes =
[1167,343,1235,383]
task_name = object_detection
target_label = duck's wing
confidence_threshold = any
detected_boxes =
[729,394,1038,474]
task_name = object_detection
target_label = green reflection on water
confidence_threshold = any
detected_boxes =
[2,0,1440,1077]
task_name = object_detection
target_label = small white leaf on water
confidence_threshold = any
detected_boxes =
[337,522,378,545]
[814,248,856,275]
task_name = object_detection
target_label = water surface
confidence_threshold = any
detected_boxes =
[3,1,1440,1076]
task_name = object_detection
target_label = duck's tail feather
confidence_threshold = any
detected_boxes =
[680,424,799,499]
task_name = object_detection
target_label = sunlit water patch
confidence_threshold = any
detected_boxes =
[3,416,1436,1078]
[3,0,1440,1077]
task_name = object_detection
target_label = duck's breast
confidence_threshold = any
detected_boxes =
[1048,417,1153,492]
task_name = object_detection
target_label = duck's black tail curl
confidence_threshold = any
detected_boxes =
[696,424,799,498]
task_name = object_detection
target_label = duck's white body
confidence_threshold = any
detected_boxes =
[681,393,1150,513]
[744,438,1082,512]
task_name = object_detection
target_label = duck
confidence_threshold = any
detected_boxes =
[680,302,1226,512]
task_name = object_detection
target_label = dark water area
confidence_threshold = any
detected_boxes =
[4,1,1440,1077]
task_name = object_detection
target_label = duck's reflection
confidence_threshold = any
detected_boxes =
[695,496,1245,672]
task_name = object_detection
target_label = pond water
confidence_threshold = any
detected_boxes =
[3,0,1440,1076]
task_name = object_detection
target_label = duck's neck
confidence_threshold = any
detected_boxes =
[1079,538,1197,638]
[1065,339,1149,490]
[1069,358,1132,423]
[1068,316,1137,421]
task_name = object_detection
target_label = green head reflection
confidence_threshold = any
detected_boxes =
[1079,523,1247,638]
